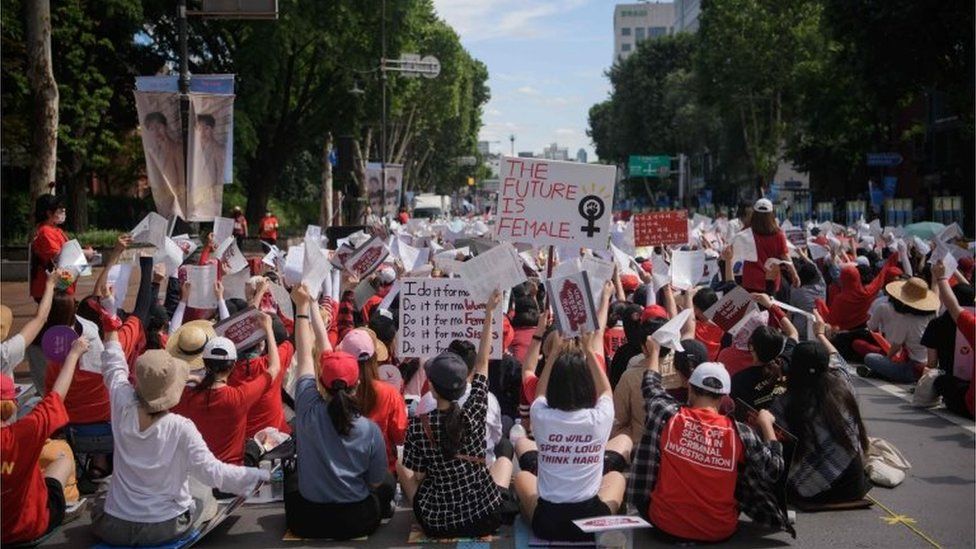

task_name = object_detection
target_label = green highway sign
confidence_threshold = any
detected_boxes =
[628,155,671,177]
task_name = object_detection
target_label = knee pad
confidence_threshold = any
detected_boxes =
[518,450,539,476]
[494,438,515,461]
[603,450,628,475]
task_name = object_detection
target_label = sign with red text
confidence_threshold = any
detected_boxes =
[633,210,689,247]
[573,515,651,533]
[214,306,265,351]
[785,228,807,248]
[545,271,598,338]
[704,286,758,334]
[397,278,503,360]
[343,236,389,279]
[494,157,616,249]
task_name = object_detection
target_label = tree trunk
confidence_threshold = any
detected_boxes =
[68,172,89,232]
[321,132,334,228]
[25,0,59,200]
[245,160,274,228]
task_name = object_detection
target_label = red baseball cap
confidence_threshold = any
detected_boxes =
[0,374,16,400]
[319,351,360,390]
[620,274,640,293]
[641,305,669,322]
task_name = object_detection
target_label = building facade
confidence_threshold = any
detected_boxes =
[672,0,701,33]
[613,2,675,62]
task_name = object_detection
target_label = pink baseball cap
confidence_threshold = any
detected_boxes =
[337,328,375,360]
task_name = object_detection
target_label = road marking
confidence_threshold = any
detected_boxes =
[867,494,942,549]
[855,377,976,435]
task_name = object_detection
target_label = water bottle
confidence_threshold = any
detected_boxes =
[509,419,527,445]
[270,459,284,500]
[258,460,272,500]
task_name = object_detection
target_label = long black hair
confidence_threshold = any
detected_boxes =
[785,341,869,456]
[195,358,236,407]
[546,349,596,412]
[439,400,464,460]
[326,380,361,437]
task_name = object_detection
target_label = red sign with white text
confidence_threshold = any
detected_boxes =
[633,210,688,247]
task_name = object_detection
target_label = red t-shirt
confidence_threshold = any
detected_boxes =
[30,224,70,299]
[696,321,724,361]
[44,317,143,425]
[1,393,70,544]
[365,380,408,472]
[172,371,272,465]
[741,231,788,293]
[717,346,755,378]
[228,341,294,438]
[649,407,743,542]
[508,326,536,364]
[259,216,279,240]
[604,325,627,362]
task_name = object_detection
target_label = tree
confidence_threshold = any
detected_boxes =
[24,0,59,201]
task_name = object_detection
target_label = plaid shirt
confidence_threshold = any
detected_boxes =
[628,371,795,538]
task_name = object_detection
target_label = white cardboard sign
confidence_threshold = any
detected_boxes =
[214,306,266,351]
[671,250,705,291]
[186,264,218,309]
[398,278,503,359]
[457,242,528,302]
[545,271,599,338]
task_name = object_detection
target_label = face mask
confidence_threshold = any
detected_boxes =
[54,211,66,225]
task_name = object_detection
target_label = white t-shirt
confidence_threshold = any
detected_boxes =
[867,301,935,363]
[529,394,614,504]
[1,334,25,376]
[101,341,266,523]
[416,382,503,465]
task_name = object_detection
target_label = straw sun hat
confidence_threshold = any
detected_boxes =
[885,277,939,312]
[165,320,217,370]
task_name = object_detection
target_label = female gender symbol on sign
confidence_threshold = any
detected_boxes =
[579,195,605,237]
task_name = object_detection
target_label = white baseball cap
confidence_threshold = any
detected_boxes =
[754,198,774,213]
[202,336,238,362]
[377,266,397,284]
[688,362,731,395]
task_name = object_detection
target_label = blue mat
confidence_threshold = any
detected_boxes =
[92,529,201,549]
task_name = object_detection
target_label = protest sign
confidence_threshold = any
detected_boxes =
[41,325,79,362]
[545,271,599,338]
[305,225,322,241]
[551,258,582,280]
[633,210,689,247]
[398,278,503,359]
[282,243,304,287]
[222,268,249,301]
[456,242,527,302]
[652,308,692,352]
[670,250,705,291]
[172,234,199,259]
[57,240,92,277]
[572,515,651,533]
[216,236,248,274]
[107,261,135,309]
[344,236,389,279]
[937,222,963,243]
[186,264,218,309]
[808,242,829,261]
[954,307,975,381]
[732,229,758,263]
[154,237,185,276]
[131,212,169,247]
[704,286,758,334]
[785,228,807,248]
[268,282,293,320]
[214,307,266,351]
[365,162,403,214]
[929,243,958,279]
[581,255,615,303]
[212,216,235,246]
[302,240,331,301]
[494,157,616,249]
[378,280,400,312]
[699,257,719,285]
[393,237,429,273]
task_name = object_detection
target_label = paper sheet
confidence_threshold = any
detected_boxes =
[651,309,693,351]
[212,216,235,247]
[131,212,169,247]
[216,236,248,274]
[456,242,528,302]
[186,264,218,309]
[107,262,135,308]
[58,240,91,277]
[670,250,705,291]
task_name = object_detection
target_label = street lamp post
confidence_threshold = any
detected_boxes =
[380,0,388,219]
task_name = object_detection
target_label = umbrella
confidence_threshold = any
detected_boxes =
[903,222,945,240]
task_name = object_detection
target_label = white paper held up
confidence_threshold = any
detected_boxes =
[186,264,218,309]
[670,250,705,291]
[457,242,528,302]
[651,309,693,352]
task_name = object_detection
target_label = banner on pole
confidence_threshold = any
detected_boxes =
[134,91,185,218]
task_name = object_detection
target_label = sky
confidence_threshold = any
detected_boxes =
[432,0,615,161]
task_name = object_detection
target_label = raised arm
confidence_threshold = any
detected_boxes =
[261,313,281,381]
[309,297,333,356]
[582,330,611,399]
[752,292,799,341]
[50,336,89,398]
[17,268,62,348]
[475,289,502,378]
[592,280,614,354]
[522,308,550,380]
[811,310,839,355]
[934,261,964,321]
[291,284,315,380]
[92,234,132,297]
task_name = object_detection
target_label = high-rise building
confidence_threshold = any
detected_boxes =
[517,151,535,158]
[543,143,570,161]
[477,141,492,155]
[672,0,700,33]
[613,2,675,63]
[576,148,588,164]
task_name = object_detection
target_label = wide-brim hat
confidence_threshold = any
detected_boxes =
[363,327,390,363]
[135,350,190,413]
[885,277,939,312]
[165,320,216,369]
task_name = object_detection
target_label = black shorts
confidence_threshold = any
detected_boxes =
[519,450,627,476]
[44,477,66,536]
[532,496,611,542]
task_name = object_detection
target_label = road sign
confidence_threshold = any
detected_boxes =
[385,54,441,78]
[866,152,903,167]
[628,155,670,177]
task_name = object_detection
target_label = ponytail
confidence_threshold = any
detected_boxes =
[326,381,361,436]
[439,401,465,459]
[196,358,235,408]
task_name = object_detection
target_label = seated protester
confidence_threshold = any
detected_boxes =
[603,301,629,362]
[629,338,792,543]
[339,328,407,474]
[508,296,540,364]
[717,311,768,377]
[691,287,723,360]
[286,285,394,540]
[1,267,59,376]
[609,302,659,388]
[227,307,294,438]
[934,262,976,416]
[417,340,505,466]
[1,338,86,545]
[730,293,799,412]
[368,311,398,366]
[790,252,827,340]
[91,296,267,547]
[923,283,975,417]
[613,336,700,443]
[399,291,514,539]
[771,316,871,505]
[862,277,938,383]
[514,284,633,543]
[361,266,397,323]
[488,352,523,426]
[172,323,280,467]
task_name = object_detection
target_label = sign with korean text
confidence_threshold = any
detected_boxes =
[633,210,688,247]
[495,157,616,249]
[398,278,503,359]
[628,155,670,177]
[704,286,758,334]
[214,307,265,351]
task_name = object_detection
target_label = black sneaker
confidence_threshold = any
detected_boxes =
[856,365,872,378]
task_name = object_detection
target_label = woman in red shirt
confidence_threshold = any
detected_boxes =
[740,198,796,294]
[173,317,280,469]
[30,194,93,301]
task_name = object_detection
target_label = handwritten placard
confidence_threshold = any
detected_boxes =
[494,157,616,249]
[398,278,503,359]
[633,210,689,247]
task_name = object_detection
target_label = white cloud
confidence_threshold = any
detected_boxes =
[433,0,590,42]
[516,86,541,96]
